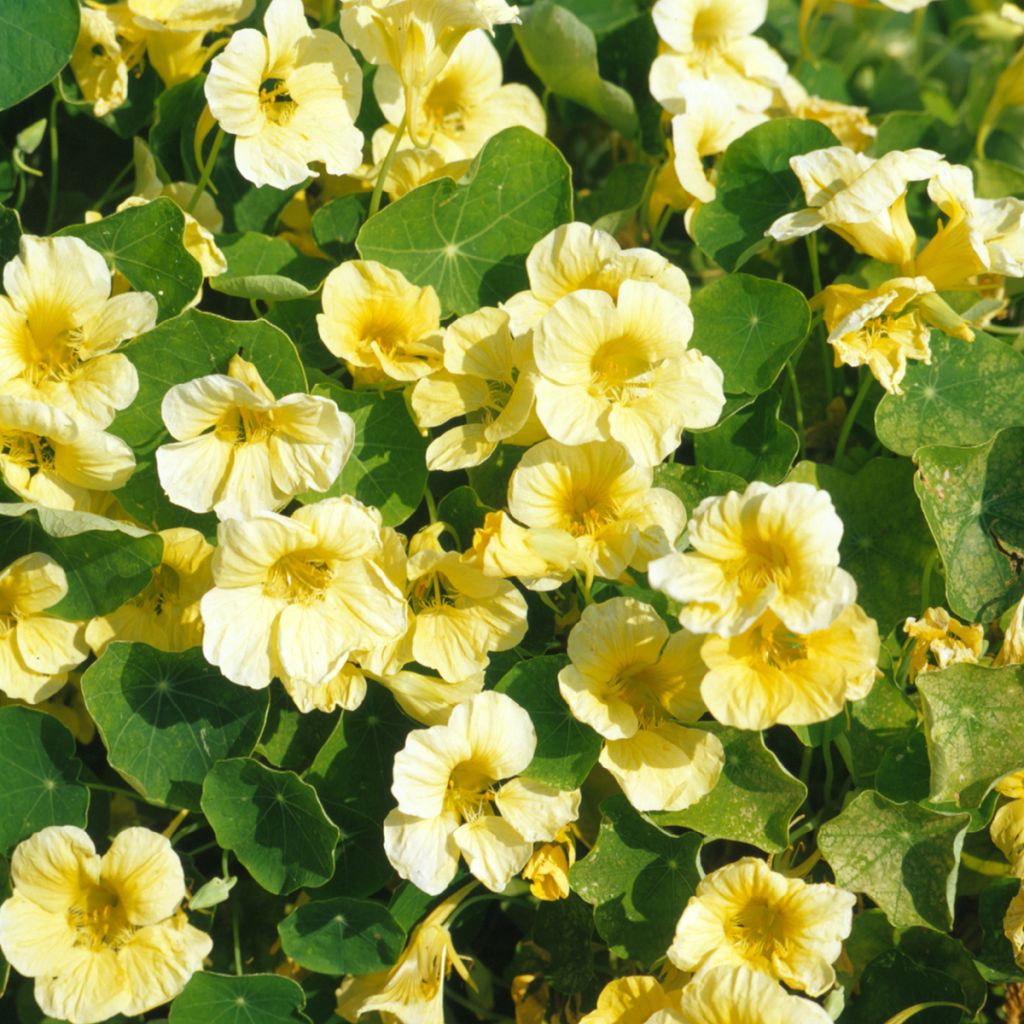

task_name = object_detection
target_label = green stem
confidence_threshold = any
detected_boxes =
[225,849,243,976]
[423,483,438,523]
[91,158,136,213]
[920,549,939,613]
[87,780,148,802]
[45,91,60,234]
[822,740,835,807]
[785,361,806,460]
[320,0,334,23]
[833,371,872,466]
[806,234,823,298]
[368,114,408,218]
[187,126,225,216]
[798,746,813,789]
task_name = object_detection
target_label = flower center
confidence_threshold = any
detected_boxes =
[423,76,468,136]
[563,489,616,538]
[755,620,807,669]
[726,899,788,964]
[264,554,333,602]
[734,540,790,595]
[216,405,275,445]
[137,563,182,616]
[0,429,55,477]
[18,313,83,387]
[691,1,734,47]
[259,77,297,125]
[70,884,133,950]
[591,336,653,400]
[606,668,664,727]
[447,760,497,821]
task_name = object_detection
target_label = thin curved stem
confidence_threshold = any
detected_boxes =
[368,114,408,218]
[187,125,226,216]
[833,371,873,466]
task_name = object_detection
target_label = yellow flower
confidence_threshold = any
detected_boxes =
[821,277,934,395]
[384,691,580,893]
[0,235,155,428]
[778,77,876,152]
[648,0,788,115]
[340,0,520,145]
[0,395,135,512]
[504,222,692,335]
[767,146,944,266]
[559,597,723,812]
[992,798,1024,876]
[996,596,1024,666]
[673,964,834,1024]
[200,497,408,703]
[373,28,545,167]
[318,260,444,386]
[337,882,475,1024]
[1005,881,1024,969]
[579,975,683,1024]
[998,769,1024,799]
[0,825,211,1024]
[156,354,355,520]
[85,528,213,656]
[698,605,879,730]
[0,554,88,704]
[649,481,857,638]
[522,827,576,901]
[508,439,687,585]
[903,606,984,679]
[668,857,855,996]
[70,4,146,117]
[466,510,578,592]
[533,282,725,467]
[410,306,545,471]
[205,0,364,189]
[375,667,485,724]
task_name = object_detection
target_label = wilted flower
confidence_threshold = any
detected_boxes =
[70,4,146,116]
[903,606,984,679]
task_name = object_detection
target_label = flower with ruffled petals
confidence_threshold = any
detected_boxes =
[579,975,683,1024]
[649,481,857,638]
[205,0,364,189]
[156,354,354,520]
[465,510,578,592]
[778,77,876,152]
[903,606,984,679]
[0,235,155,428]
[384,690,580,893]
[0,825,211,1024]
[559,597,723,812]
[0,554,88,704]
[509,439,687,586]
[669,857,854,996]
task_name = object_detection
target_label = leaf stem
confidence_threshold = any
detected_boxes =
[833,371,873,466]
[45,91,61,234]
[224,849,243,975]
[87,780,148,802]
[368,114,408,219]
[321,0,334,23]
[785,361,806,460]
[188,126,226,216]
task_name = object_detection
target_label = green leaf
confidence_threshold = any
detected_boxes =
[689,274,811,396]
[818,790,970,930]
[312,195,367,254]
[211,233,327,301]
[556,0,642,35]
[515,2,637,136]
[201,758,339,894]
[915,427,1024,622]
[896,929,987,1014]
[842,949,967,1024]
[789,458,936,634]
[357,127,573,317]
[81,644,270,811]
[651,463,746,513]
[917,662,1024,808]
[976,878,1024,982]
[314,804,394,900]
[847,676,919,787]
[278,897,405,976]
[693,391,799,484]
[651,724,806,853]
[0,205,21,269]
[256,683,338,774]
[436,486,494,549]
[576,164,651,234]
[61,198,203,321]
[875,332,1024,457]
[0,1,79,111]
[532,893,595,995]
[494,655,602,791]
[570,795,702,965]
[0,504,163,620]
[691,118,839,271]
[303,383,427,527]
[0,707,88,852]
[875,731,931,804]
[169,973,310,1024]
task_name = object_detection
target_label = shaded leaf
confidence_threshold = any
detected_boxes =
[0,2,79,111]
[211,232,327,301]
[169,973,310,1024]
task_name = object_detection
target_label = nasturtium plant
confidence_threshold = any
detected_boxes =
[3,1,1024,1022]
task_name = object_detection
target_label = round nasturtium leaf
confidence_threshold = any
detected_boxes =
[0,1,80,111]
[169,972,310,1024]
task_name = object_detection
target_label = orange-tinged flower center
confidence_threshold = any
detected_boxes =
[70,884,133,950]
[591,335,653,400]
[216,405,276,445]
[423,76,468,136]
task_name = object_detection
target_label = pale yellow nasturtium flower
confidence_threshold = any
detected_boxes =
[648,0,788,116]
[0,395,135,513]
[337,881,475,1024]
[372,29,546,166]
[698,605,879,730]
[650,481,857,638]
[374,666,485,725]
[205,0,364,190]
[767,146,944,266]
[1006,882,1024,969]
[383,690,581,894]
[503,221,692,335]
[340,0,521,146]
[672,964,834,1024]
[669,857,855,997]
[465,510,578,592]
[559,598,724,813]
[533,281,725,467]
[821,276,935,395]
[0,825,211,1024]
[127,0,255,86]
[318,259,444,386]
[522,826,576,901]
[508,439,688,586]
[991,798,1024,876]
[578,975,684,1024]
[903,606,984,679]
[70,3,147,117]
[156,354,354,520]
[200,497,409,705]
[996,596,1024,666]
[115,139,226,279]
[410,306,545,471]
[777,76,876,152]
[0,235,155,428]
[0,554,88,704]
[85,527,214,655]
